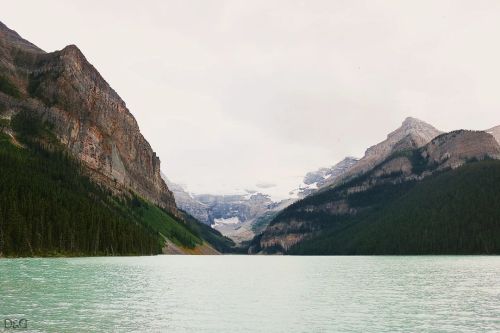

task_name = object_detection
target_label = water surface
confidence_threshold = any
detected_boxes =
[1,256,499,332]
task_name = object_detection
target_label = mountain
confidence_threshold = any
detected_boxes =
[188,191,286,244]
[165,178,295,244]
[163,177,210,224]
[207,195,294,244]
[290,160,500,255]
[165,118,440,245]
[292,157,359,198]
[0,21,178,216]
[253,123,500,254]
[0,21,229,256]
[320,117,442,189]
[196,193,273,226]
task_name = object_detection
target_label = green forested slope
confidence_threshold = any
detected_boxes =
[181,212,235,253]
[290,160,500,254]
[0,113,228,256]
[0,131,161,256]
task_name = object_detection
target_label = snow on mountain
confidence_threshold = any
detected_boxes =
[289,157,359,198]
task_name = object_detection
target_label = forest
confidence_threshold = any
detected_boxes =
[0,111,229,256]
[289,160,500,254]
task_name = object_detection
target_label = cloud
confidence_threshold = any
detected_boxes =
[4,1,500,199]
[256,182,277,189]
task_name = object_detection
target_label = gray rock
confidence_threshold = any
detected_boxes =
[0,21,179,216]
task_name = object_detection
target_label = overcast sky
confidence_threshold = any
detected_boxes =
[3,1,500,199]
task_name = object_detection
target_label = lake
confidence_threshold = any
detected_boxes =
[1,256,499,332]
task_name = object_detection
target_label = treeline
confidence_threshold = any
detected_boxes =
[0,131,161,256]
[290,160,500,255]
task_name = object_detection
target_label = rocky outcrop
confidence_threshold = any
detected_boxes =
[372,156,413,178]
[259,232,307,252]
[423,130,500,170]
[0,21,179,216]
[486,125,500,145]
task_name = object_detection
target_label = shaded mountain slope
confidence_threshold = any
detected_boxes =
[254,128,500,254]
[290,160,500,254]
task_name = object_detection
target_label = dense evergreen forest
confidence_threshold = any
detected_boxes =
[0,112,230,256]
[289,160,500,254]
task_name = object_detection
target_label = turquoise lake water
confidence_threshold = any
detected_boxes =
[1,256,499,332]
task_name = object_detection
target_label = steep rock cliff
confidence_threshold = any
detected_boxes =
[424,130,500,169]
[0,21,178,216]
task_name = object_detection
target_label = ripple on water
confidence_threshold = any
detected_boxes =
[0,256,499,332]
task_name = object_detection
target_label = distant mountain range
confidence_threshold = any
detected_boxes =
[164,177,293,243]
[169,117,500,252]
[166,156,362,244]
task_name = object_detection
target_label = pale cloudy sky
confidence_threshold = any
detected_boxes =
[3,1,500,199]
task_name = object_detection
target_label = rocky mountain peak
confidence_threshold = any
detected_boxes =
[386,117,441,143]
[323,117,442,188]
[402,116,425,126]
[60,44,85,60]
[365,116,441,159]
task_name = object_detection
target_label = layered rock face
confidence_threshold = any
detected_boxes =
[0,21,178,216]
[424,130,500,169]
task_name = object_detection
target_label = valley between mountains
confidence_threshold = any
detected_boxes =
[1,21,500,256]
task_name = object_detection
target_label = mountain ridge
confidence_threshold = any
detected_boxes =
[255,120,500,253]
[320,117,442,190]
[0,20,179,217]
[165,176,297,244]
